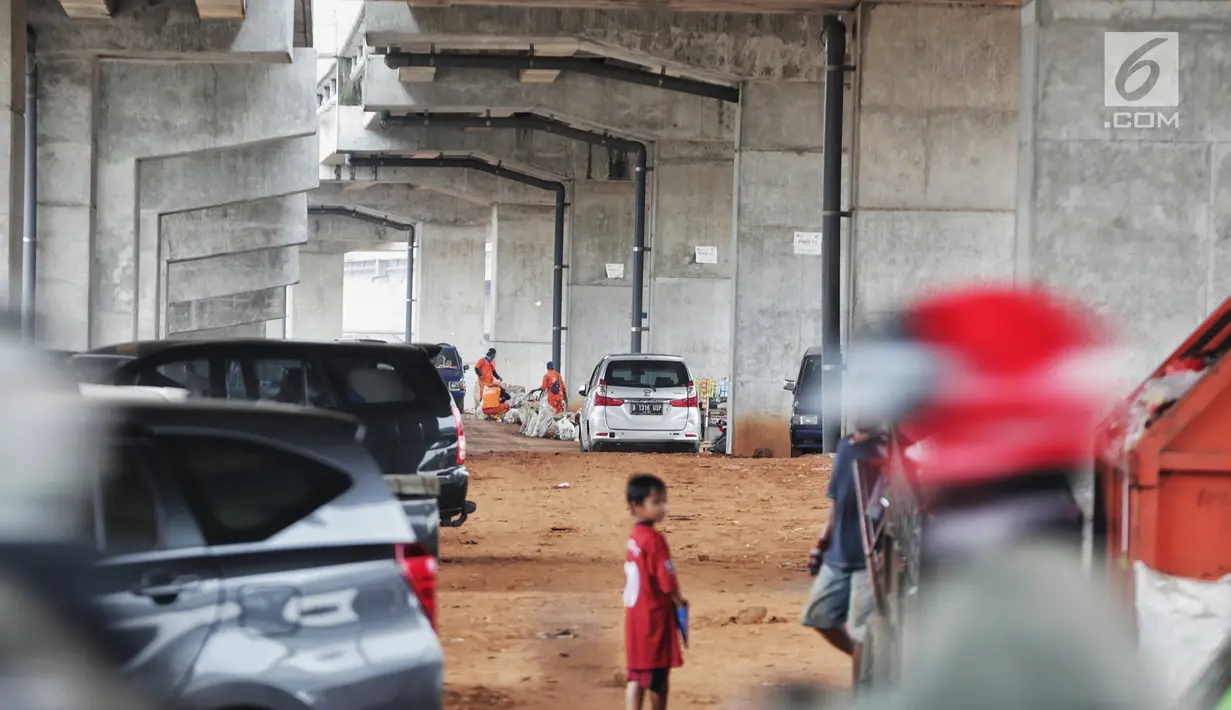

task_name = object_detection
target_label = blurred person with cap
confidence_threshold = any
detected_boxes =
[0,326,158,710]
[541,361,566,414]
[814,285,1150,708]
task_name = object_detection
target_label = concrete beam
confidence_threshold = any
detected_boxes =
[321,162,561,206]
[55,0,113,18]
[321,105,577,176]
[196,0,246,20]
[364,60,733,141]
[379,0,1014,11]
[310,183,491,225]
[365,2,834,81]
[30,0,293,62]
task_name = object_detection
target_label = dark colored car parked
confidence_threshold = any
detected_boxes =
[784,347,824,458]
[426,343,468,411]
[89,398,443,710]
[88,339,476,528]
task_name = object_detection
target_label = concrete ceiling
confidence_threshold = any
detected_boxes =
[378,0,1017,12]
[54,0,246,19]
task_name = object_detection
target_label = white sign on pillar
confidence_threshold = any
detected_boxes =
[694,246,718,264]
[605,263,625,279]
[793,231,823,256]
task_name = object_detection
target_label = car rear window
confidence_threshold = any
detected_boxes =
[69,355,134,384]
[160,435,352,546]
[604,360,691,389]
[323,349,452,413]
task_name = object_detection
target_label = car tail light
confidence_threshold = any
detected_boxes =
[594,380,625,407]
[451,400,466,464]
[396,543,438,631]
[671,381,699,408]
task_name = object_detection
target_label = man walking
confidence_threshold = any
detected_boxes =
[801,427,883,685]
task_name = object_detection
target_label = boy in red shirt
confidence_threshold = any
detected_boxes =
[624,474,686,710]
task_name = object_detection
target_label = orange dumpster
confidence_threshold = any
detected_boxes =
[1095,300,1231,599]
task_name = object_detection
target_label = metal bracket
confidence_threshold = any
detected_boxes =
[554,264,569,270]
[633,246,651,253]
[631,326,650,333]
[553,326,568,332]
[822,210,854,218]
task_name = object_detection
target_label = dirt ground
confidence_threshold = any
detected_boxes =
[442,419,850,709]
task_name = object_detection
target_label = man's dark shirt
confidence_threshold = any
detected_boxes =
[823,436,881,571]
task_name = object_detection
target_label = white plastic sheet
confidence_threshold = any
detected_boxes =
[1135,562,1231,702]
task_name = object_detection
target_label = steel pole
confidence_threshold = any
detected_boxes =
[820,16,847,453]
[21,29,37,343]
[630,145,648,353]
[404,228,415,342]
[552,188,566,369]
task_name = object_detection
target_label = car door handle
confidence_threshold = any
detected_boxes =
[133,574,202,603]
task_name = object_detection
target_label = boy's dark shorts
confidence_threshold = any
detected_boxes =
[626,669,669,694]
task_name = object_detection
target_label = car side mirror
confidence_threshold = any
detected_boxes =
[463,364,470,372]
[578,386,588,397]
[783,379,796,392]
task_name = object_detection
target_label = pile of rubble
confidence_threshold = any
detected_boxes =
[501,388,578,441]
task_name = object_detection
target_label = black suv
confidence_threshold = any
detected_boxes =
[87,339,475,528]
[87,398,444,709]
[784,347,824,457]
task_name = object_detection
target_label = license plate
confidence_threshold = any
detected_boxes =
[631,402,663,416]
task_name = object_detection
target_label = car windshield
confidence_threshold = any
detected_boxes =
[604,360,689,389]
[798,356,822,391]
[432,348,462,369]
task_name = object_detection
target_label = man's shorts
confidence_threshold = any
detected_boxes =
[800,563,873,643]
[626,669,669,694]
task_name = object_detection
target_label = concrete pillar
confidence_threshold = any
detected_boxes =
[489,203,555,390]
[853,4,1018,324]
[290,251,344,340]
[728,82,825,457]
[418,222,486,369]
[0,0,24,307]
[1019,0,1230,377]
[566,179,633,386]
[35,58,95,350]
[650,142,734,382]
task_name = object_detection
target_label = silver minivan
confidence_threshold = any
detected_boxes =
[577,354,703,453]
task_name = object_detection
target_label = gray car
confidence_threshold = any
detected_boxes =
[90,399,443,710]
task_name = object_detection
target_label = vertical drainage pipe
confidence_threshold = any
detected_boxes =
[21,28,37,343]
[630,145,647,353]
[404,226,416,343]
[552,186,567,368]
[821,16,847,454]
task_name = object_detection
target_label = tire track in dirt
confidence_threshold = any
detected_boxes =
[442,421,852,709]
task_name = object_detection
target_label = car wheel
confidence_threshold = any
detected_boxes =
[691,442,702,455]
[579,426,590,452]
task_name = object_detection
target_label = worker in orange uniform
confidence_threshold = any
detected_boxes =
[481,381,510,420]
[473,348,500,413]
[541,361,566,414]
